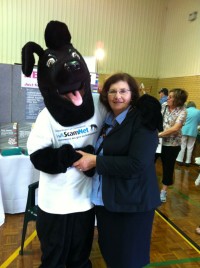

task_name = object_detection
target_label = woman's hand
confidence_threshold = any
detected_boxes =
[73,150,97,171]
[158,122,183,137]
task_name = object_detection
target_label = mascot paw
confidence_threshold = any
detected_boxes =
[83,169,95,177]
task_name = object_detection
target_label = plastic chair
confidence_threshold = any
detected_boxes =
[19,181,39,255]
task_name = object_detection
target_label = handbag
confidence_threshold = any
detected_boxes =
[156,138,163,153]
[156,105,167,153]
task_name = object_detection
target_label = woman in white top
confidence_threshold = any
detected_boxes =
[176,101,200,166]
[157,88,188,202]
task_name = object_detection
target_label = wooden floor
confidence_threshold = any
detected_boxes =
[1,159,200,267]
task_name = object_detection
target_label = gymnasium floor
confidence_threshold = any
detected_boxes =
[1,158,200,267]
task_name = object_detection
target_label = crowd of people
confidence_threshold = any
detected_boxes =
[157,87,200,235]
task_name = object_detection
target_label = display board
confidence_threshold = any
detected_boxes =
[0,64,12,123]
[0,56,97,125]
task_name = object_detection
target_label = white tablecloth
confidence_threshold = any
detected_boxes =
[0,155,39,214]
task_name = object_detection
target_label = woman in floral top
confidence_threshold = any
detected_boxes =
[157,88,188,202]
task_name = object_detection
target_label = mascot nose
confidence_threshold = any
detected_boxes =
[64,61,80,72]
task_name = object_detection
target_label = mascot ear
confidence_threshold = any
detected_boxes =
[45,20,71,49]
[22,41,44,76]
[136,94,163,131]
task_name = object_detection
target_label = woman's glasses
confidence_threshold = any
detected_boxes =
[107,89,131,95]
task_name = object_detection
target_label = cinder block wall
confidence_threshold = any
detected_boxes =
[99,74,200,109]
[158,76,200,108]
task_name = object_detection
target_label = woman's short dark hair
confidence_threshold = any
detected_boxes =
[170,88,188,107]
[100,73,140,111]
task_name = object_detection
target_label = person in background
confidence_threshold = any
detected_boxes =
[195,155,200,234]
[195,225,200,234]
[176,101,200,167]
[158,88,168,104]
[73,73,162,268]
[157,88,188,202]
[194,157,200,186]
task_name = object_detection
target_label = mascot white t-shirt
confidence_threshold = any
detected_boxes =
[27,94,106,214]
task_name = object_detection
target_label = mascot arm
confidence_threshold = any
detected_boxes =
[136,94,163,131]
[30,144,95,176]
[30,144,81,174]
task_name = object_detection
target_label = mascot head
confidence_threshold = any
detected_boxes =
[21,20,94,126]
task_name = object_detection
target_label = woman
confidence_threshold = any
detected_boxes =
[176,101,200,166]
[157,88,188,202]
[73,73,162,268]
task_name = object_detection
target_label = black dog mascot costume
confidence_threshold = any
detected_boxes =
[22,21,106,268]
[22,20,162,268]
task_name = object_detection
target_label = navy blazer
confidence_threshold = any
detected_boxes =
[96,108,161,213]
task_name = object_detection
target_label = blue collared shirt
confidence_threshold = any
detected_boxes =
[91,106,130,206]
[159,95,168,104]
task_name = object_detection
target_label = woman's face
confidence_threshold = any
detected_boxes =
[167,92,175,108]
[107,81,132,116]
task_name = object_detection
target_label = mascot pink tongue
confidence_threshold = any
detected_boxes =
[67,91,83,106]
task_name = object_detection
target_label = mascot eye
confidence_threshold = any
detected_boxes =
[72,52,80,60]
[46,58,56,67]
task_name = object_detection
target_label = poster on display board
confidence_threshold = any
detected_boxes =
[21,68,45,121]
[18,122,34,150]
[21,56,98,121]
[90,72,99,93]
[86,56,99,93]
[0,122,18,149]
